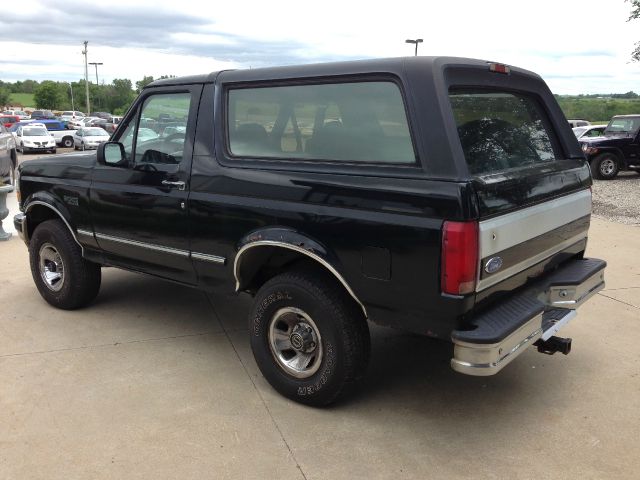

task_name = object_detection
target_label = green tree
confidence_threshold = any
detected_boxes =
[135,75,154,93]
[0,86,10,107]
[33,81,64,109]
[629,0,640,60]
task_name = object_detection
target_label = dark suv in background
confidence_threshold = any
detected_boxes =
[30,110,57,120]
[580,114,640,179]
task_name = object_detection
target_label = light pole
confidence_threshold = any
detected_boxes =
[405,38,423,56]
[89,62,103,85]
[67,82,75,112]
[82,41,90,114]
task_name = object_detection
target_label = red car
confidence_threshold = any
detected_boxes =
[0,115,20,128]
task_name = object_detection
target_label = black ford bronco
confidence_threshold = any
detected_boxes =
[579,114,640,179]
[14,57,606,406]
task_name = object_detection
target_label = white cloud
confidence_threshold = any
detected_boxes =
[0,0,638,94]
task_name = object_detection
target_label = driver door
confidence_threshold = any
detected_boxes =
[89,86,202,284]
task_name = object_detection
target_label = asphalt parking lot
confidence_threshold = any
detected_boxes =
[1,151,639,479]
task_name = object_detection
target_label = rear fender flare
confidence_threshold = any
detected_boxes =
[234,227,367,317]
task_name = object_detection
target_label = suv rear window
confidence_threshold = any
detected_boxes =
[449,90,558,175]
[227,81,416,164]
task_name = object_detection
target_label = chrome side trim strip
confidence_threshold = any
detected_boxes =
[76,229,93,238]
[477,234,587,291]
[25,201,83,252]
[234,240,367,317]
[191,252,226,265]
[94,232,190,257]
[478,190,591,258]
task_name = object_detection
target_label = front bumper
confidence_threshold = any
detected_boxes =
[13,213,26,243]
[451,258,606,376]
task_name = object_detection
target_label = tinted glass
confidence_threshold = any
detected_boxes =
[133,93,191,165]
[227,81,415,164]
[449,90,558,175]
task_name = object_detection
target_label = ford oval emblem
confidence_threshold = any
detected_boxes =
[485,256,503,274]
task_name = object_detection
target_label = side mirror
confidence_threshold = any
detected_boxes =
[97,142,128,167]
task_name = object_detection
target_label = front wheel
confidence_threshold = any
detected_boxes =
[591,153,619,180]
[29,220,101,309]
[249,268,370,406]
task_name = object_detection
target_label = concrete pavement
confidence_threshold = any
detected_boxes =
[1,205,639,478]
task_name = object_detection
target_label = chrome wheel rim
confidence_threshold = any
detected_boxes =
[39,243,65,292]
[600,158,615,176]
[268,307,323,378]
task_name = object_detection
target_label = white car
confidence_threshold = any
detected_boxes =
[3,110,30,120]
[60,111,85,123]
[572,124,607,139]
[15,125,57,154]
[69,116,99,130]
[73,127,110,150]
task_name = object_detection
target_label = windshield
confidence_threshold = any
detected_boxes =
[605,117,640,135]
[24,127,49,136]
[84,128,109,136]
[573,127,588,137]
[449,89,558,175]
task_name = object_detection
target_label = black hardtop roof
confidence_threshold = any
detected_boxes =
[146,56,541,88]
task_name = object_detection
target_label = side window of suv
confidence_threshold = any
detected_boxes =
[226,81,416,164]
[117,92,192,166]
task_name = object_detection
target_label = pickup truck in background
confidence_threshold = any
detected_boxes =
[13,57,606,406]
[580,114,640,179]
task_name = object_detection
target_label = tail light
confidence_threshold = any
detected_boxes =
[441,221,479,295]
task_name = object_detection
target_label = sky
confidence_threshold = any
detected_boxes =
[0,0,639,95]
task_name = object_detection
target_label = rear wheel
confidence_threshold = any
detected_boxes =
[62,137,73,148]
[591,153,619,180]
[29,220,101,309]
[249,268,370,406]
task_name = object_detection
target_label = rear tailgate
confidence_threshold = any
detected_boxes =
[441,62,605,374]
[448,86,592,305]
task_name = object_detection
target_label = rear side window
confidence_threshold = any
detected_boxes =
[449,90,558,175]
[227,81,416,164]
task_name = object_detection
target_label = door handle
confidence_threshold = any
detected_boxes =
[161,180,186,191]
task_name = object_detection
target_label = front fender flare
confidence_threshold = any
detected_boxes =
[234,227,367,317]
[22,192,81,249]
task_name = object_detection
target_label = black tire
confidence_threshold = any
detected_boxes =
[62,137,73,148]
[249,268,370,406]
[591,153,619,180]
[29,219,101,310]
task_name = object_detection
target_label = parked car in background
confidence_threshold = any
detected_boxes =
[59,111,85,124]
[15,124,57,153]
[69,116,99,129]
[86,118,109,129]
[1,115,20,128]
[30,110,57,120]
[91,111,113,120]
[31,119,76,148]
[73,127,109,150]
[104,115,122,134]
[568,119,590,128]
[3,110,30,120]
[0,124,17,185]
[580,114,640,179]
[573,124,607,139]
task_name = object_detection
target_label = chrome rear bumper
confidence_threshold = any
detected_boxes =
[451,258,605,376]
